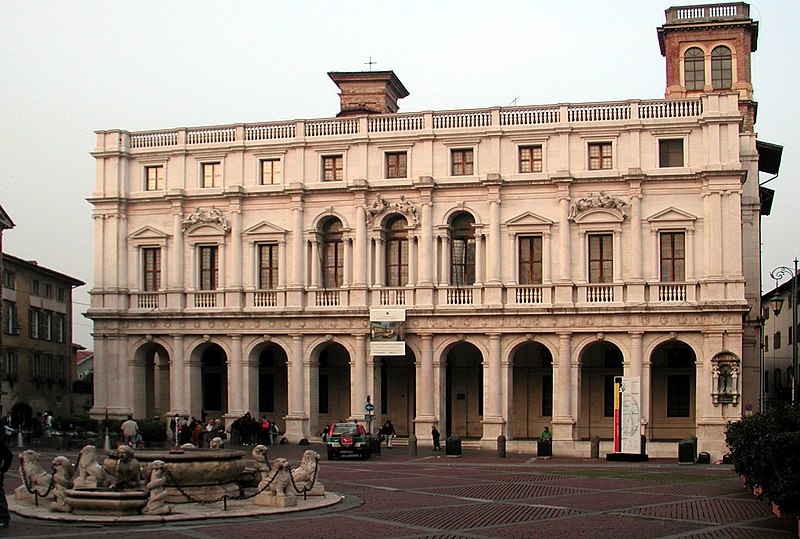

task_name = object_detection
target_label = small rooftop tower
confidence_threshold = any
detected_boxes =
[658,2,758,130]
[327,71,409,117]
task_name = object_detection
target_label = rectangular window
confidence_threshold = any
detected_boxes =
[519,145,543,173]
[541,375,553,417]
[764,336,769,352]
[29,308,40,339]
[143,248,161,292]
[258,244,279,289]
[52,314,64,343]
[660,232,685,281]
[588,142,612,170]
[451,149,474,176]
[56,287,65,302]
[145,165,165,191]
[40,311,51,341]
[774,331,782,350]
[764,370,769,393]
[2,270,14,290]
[322,156,343,182]
[2,301,17,335]
[659,139,684,168]
[322,239,344,288]
[44,283,53,298]
[201,162,222,188]
[667,375,691,417]
[588,234,613,283]
[386,152,408,179]
[1,349,18,377]
[386,234,408,287]
[199,246,219,290]
[260,159,282,185]
[451,238,476,286]
[31,279,40,296]
[518,236,543,285]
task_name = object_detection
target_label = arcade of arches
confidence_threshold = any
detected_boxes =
[114,329,732,457]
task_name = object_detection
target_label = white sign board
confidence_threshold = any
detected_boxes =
[619,376,642,454]
[369,309,406,356]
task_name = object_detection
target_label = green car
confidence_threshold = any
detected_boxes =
[326,422,372,460]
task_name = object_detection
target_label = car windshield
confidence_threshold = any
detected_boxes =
[332,424,359,435]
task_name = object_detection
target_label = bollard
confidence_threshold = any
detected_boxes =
[17,430,24,448]
[104,427,111,451]
[408,433,417,456]
[591,435,600,459]
[497,434,506,458]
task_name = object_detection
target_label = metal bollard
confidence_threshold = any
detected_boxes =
[17,430,24,448]
[407,433,417,456]
[591,435,600,459]
[497,434,506,458]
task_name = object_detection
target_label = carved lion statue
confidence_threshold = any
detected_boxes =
[291,450,319,492]
[73,445,109,489]
[15,449,54,502]
[261,457,292,497]
[50,456,75,513]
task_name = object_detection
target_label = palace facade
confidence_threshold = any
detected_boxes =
[88,3,778,458]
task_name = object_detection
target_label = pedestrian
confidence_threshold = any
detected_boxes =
[540,426,552,441]
[0,434,12,527]
[121,415,139,447]
[381,420,396,448]
[431,425,441,451]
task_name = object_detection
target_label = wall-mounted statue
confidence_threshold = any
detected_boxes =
[568,191,627,221]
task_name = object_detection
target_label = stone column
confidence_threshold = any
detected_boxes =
[482,333,504,442]
[187,351,202,419]
[475,233,484,284]
[439,236,450,286]
[231,208,243,289]
[553,332,573,441]
[419,203,434,285]
[628,332,646,435]
[408,235,417,286]
[284,334,306,442]
[488,198,501,283]
[228,335,244,416]
[170,335,187,415]
[352,335,368,420]
[353,206,367,287]
[375,239,385,287]
[310,239,320,288]
[558,195,571,281]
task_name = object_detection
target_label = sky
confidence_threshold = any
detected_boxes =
[1,1,798,348]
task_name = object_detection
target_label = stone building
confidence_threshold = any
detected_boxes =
[1,254,84,427]
[88,3,779,458]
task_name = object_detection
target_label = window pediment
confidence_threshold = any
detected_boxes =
[506,211,553,227]
[129,226,170,246]
[573,207,625,225]
[646,207,697,229]
[243,221,288,241]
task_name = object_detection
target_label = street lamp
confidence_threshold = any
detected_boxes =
[770,258,799,404]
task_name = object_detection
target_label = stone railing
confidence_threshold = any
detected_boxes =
[666,3,748,22]
[121,98,705,151]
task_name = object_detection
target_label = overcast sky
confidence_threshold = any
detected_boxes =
[1,1,797,348]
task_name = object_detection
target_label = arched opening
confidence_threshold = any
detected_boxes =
[384,215,409,287]
[578,341,623,440]
[650,341,696,440]
[257,344,288,430]
[684,46,705,91]
[511,342,553,439]
[11,402,32,430]
[377,346,416,437]
[200,344,228,420]
[321,218,344,288]
[141,343,170,420]
[316,342,350,433]
[445,341,483,438]
[450,213,476,286]
[711,45,732,89]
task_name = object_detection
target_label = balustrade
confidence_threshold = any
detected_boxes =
[379,288,406,306]
[315,290,341,307]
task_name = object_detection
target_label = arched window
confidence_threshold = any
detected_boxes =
[684,47,705,91]
[321,219,343,288]
[450,213,475,286]
[711,46,732,90]
[385,216,408,287]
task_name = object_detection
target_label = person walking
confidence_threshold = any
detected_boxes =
[121,415,139,447]
[0,434,13,527]
[431,425,441,451]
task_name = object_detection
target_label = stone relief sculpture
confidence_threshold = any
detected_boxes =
[50,456,74,513]
[73,445,109,489]
[181,205,230,232]
[568,191,627,221]
[711,353,740,406]
[15,449,54,502]
[364,193,419,225]
[142,460,171,515]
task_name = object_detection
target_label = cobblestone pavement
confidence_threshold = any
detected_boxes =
[1,442,794,538]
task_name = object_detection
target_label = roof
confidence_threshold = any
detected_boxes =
[757,140,783,175]
[2,253,85,287]
[0,203,14,230]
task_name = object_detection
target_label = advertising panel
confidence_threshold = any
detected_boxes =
[369,308,406,356]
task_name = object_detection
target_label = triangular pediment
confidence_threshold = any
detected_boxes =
[128,226,170,241]
[243,221,288,236]
[505,211,553,227]
[646,207,697,223]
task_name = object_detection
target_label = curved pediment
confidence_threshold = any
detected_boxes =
[184,223,227,238]
[573,207,625,224]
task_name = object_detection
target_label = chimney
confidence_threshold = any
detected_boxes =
[328,71,409,117]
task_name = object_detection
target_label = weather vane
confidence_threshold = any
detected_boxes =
[365,57,377,71]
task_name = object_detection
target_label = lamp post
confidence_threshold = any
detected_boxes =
[769,258,799,404]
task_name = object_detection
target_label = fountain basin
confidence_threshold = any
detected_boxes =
[104,448,246,503]
[65,488,148,516]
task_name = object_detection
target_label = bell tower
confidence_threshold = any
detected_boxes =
[658,3,758,130]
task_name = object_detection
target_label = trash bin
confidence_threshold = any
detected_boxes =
[678,438,696,465]
[537,439,553,458]
[369,435,381,456]
[697,451,710,464]
[445,436,462,456]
